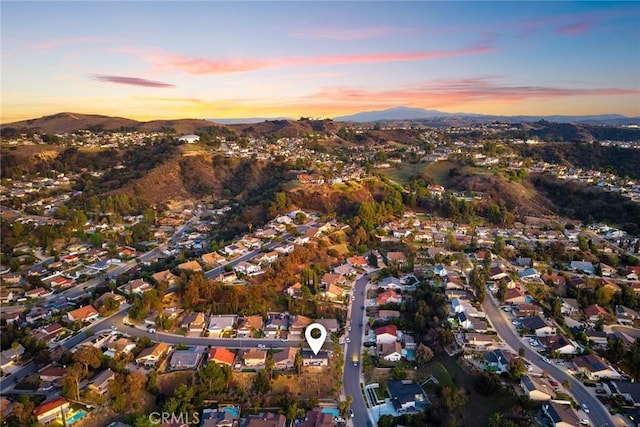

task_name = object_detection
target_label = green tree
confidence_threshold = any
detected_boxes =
[415,343,434,366]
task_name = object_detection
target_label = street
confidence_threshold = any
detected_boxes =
[483,293,614,427]
[343,273,371,427]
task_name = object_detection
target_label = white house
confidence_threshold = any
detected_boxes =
[375,325,398,345]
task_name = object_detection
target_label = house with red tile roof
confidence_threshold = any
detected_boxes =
[33,397,70,424]
[375,325,398,344]
[584,304,609,322]
[67,305,99,322]
[207,348,235,367]
[376,290,402,305]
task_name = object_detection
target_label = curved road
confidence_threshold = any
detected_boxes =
[483,294,614,427]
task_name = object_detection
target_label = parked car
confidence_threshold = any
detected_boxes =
[581,403,589,413]
[542,357,551,364]
[596,389,606,394]
[579,419,589,426]
[549,380,559,387]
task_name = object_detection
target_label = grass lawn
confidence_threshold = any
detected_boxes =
[379,163,426,185]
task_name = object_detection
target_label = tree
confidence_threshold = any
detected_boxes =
[390,366,408,380]
[61,363,84,400]
[508,358,526,381]
[367,252,378,268]
[73,346,102,376]
[294,350,303,377]
[496,280,508,302]
[608,337,626,364]
[415,343,434,366]
[253,369,270,394]
[488,412,503,427]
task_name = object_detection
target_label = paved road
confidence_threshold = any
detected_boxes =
[483,294,614,427]
[343,273,371,427]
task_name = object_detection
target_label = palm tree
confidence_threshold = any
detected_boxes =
[488,412,503,427]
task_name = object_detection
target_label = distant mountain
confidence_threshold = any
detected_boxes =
[334,106,639,125]
[209,117,291,124]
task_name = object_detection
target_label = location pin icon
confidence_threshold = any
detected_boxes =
[305,323,327,355]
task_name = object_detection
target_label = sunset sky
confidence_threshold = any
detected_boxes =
[2,1,639,122]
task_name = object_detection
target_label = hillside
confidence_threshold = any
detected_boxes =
[1,112,223,134]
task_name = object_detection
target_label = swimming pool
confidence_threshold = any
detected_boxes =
[66,410,87,425]
[525,295,535,303]
[222,407,239,418]
[321,408,340,417]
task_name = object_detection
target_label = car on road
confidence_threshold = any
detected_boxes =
[351,295,355,301]
[349,409,354,418]
[542,357,551,364]
[348,326,352,332]
[581,403,589,413]
[41,384,54,391]
[280,338,288,342]
[110,326,117,331]
[346,338,350,343]
[148,328,156,334]
[595,389,606,394]
[361,306,365,310]
[257,344,266,349]
[579,420,589,426]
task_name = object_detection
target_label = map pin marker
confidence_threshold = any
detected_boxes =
[305,323,327,355]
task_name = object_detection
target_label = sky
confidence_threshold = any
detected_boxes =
[1,1,640,122]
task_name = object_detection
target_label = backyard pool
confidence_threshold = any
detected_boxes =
[525,295,535,303]
[222,406,239,418]
[321,408,340,417]
[66,410,87,425]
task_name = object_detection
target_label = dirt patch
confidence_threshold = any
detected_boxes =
[156,371,195,395]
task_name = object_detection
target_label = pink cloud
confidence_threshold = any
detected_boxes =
[90,74,174,88]
[555,22,593,35]
[290,25,418,40]
[305,78,640,108]
[140,44,495,75]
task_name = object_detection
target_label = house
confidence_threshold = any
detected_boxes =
[237,315,263,338]
[285,282,303,298]
[602,380,640,407]
[181,312,206,334]
[288,315,312,338]
[521,375,556,401]
[105,338,136,357]
[177,260,202,272]
[255,251,279,266]
[124,278,153,295]
[0,344,25,370]
[169,349,202,371]
[464,333,498,348]
[235,261,262,275]
[515,303,543,318]
[375,325,398,344]
[584,304,609,322]
[33,323,65,342]
[386,252,408,268]
[207,315,237,337]
[38,365,67,383]
[560,298,579,315]
[489,265,509,280]
[387,380,430,414]
[538,335,577,354]
[519,268,540,281]
[242,349,267,367]
[321,273,344,287]
[543,274,567,287]
[584,329,608,347]
[274,243,295,254]
[218,271,236,284]
[457,312,473,329]
[244,413,286,427]
[324,283,344,301]
[615,305,640,326]
[87,368,115,395]
[376,290,402,305]
[25,287,51,299]
[379,342,403,362]
[333,263,355,276]
[378,277,403,291]
[542,400,580,427]
[136,342,172,367]
[299,408,334,427]
[207,348,235,367]
[504,287,527,305]
[377,310,401,321]
[264,313,289,338]
[347,256,368,268]
[179,134,200,143]
[67,305,99,322]
[223,243,246,256]
[33,397,70,424]
[94,292,125,310]
[273,347,298,370]
[520,316,556,337]
[315,318,339,334]
[200,408,236,427]
[570,260,595,275]
[301,349,329,367]
[573,353,621,380]
[483,349,511,374]
[152,270,179,285]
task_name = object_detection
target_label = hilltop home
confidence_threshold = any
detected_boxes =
[273,347,298,370]
[169,349,202,371]
[301,349,329,367]
[207,315,237,337]
[242,349,267,367]
[521,375,556,401]
[87,368,115,395]
[573,353,621,380]
[207,348,235,367]
[387,380,430,415]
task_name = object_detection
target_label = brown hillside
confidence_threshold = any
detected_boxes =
[138,119,222,134]
[114,160,193,205]
[3,112,139,133]
[452,174,556,218]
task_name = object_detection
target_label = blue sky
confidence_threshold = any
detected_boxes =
[1,1,639,121]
